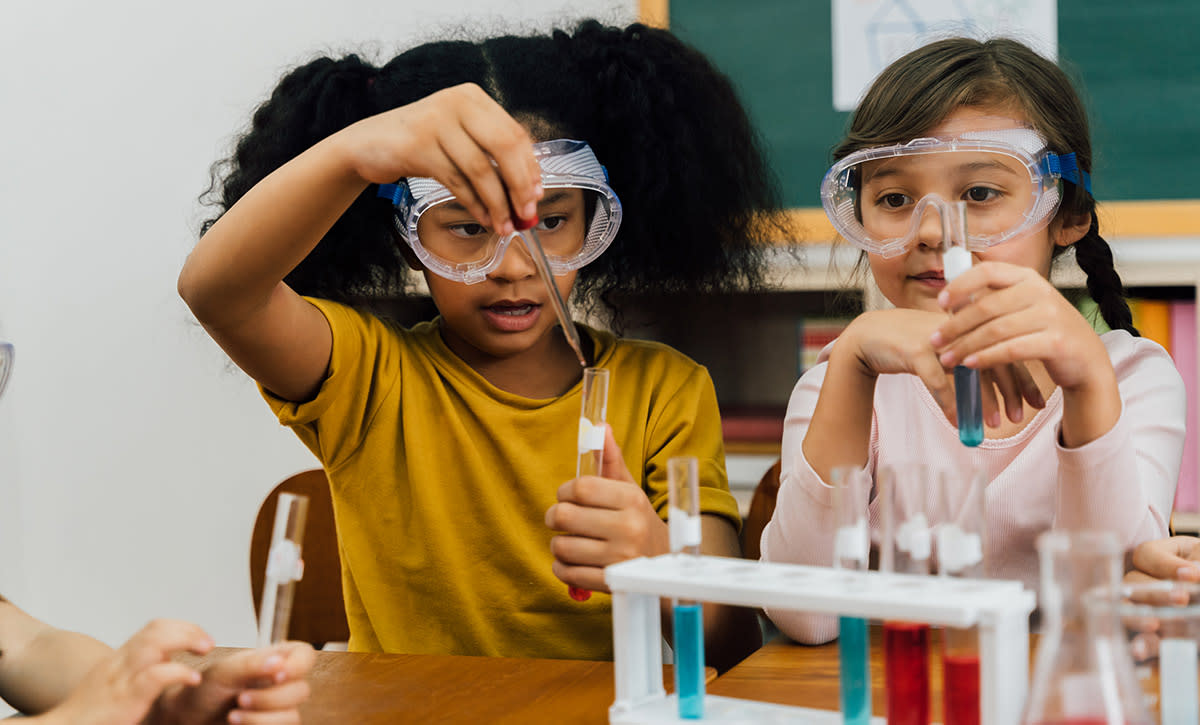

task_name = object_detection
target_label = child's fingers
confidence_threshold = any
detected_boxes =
[985,364,1037,424]
[937,261,1035,313]
[550,559,609,595]
[600,424,636,484]
[911,354,957,424]
[227,708,302,725]
[131,662,203,702]
[1132,537,1200,580]
[436,126,513,234]
[121,619,214,670]
[550,532,611,568]
[235,679,311,712]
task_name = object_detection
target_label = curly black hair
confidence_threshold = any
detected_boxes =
[201,20,791,330]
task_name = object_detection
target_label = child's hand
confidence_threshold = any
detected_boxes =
[544,425,669,594]
[148,641,315,725]
[343,83,543,236]
[32,620,213,725]
[1127,536,1200,584]
[839,308,972,424]
[931,260,1117,438]
[932,261,1111,393]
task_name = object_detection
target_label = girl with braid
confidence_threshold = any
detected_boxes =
[180,21,780,668]
[761,37,1185,644]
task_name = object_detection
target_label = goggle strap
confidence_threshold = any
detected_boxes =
[376,182,411,206]
[1041,153,1093,195]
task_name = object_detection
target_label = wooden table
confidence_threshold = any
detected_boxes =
[192,647,712,724]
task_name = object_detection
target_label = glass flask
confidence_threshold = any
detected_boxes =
[1021,530,1152,725]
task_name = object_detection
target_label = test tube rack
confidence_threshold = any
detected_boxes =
[606,554,1036,725]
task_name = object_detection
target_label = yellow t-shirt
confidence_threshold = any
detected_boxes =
[263,298,739,659]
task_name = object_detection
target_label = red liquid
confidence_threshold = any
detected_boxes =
[884,621,929,725]
[568,586,591,601]
[942,653,980,725]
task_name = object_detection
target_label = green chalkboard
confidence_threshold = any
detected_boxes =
[669,1,1200,205]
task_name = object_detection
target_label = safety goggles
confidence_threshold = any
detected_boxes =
[820,128,1091,258]
[377,139,622,284]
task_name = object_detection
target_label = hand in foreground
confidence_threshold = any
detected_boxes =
[1126,535,1200,584]
[545,425,669,594]
[30,619,212,725]
[150,640,315,725]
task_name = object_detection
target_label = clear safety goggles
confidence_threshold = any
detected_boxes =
[820,128,1091,258]
[377,139,622,284]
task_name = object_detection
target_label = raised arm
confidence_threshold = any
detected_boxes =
[178,83,541,401]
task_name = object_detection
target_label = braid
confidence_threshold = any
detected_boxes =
[1072,210,1138,336]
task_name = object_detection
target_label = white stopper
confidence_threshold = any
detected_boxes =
[943,245,972,281]
[834,518,868,564]
[577,418,605,454]
[265,539,304,583]
[896,513,931,561]
[936,523,983,574]
[669,507,702,550]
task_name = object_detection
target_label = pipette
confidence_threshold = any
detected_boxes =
[668,456,705,719]
[513,215,588,367]
[258,492,309,648]
[942,201,983,447]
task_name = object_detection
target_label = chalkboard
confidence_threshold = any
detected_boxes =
[669,1,1200,205]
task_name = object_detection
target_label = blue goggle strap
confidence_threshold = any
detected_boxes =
[1041,152,1093,195]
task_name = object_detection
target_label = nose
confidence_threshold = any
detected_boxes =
[913,204,948,251]
[488,232,538,281]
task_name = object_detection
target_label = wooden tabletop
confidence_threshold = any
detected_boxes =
[192,647,711,724]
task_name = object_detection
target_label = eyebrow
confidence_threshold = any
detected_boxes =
[437,190,574,214]
[863,158,1021,185]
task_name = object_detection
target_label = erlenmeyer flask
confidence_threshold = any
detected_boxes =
[1021,530,1151,725]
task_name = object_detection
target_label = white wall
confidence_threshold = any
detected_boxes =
[0,0,635,656]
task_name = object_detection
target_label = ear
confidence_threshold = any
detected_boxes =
[1053,210,1091,248]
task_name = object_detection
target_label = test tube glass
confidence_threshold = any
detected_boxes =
[258,492,309,648]
[936,469,986,725]
[569,367,609,602]
[945,201,982,447]
[0,342,13,400]
[880,464,932,725]
[668,456,704,720]
[831,466,872,725]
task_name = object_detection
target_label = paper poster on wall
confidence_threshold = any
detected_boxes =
[832,0,1057,111]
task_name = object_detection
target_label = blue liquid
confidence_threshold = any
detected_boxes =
[954,366,983,447]
[673,603,705,719]
[839,616,872,725]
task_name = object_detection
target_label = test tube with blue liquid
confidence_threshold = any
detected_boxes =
[831,466,872,725]
[668,456,705,719]
[942,201,982,447]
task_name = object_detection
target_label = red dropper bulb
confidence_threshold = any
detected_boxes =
[568,586,592,602]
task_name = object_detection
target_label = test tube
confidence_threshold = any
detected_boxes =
[0,342,13,400]
[832,466,872,725]
[257,492,309,648]
[942,201,982,447]
[880,464,932,725]
[569,367,609,602]
[935,469,986,725]
[668,456,704,720]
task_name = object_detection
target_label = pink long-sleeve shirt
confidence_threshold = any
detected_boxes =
[761,330,1185,644]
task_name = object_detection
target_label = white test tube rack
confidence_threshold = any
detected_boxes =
[606,554,1036,725]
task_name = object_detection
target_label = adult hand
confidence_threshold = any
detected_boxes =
[545,425,669,594]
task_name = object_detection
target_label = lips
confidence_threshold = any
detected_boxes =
[912,270,946,281]
[481,300,542,332]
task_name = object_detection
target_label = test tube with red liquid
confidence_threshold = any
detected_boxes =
[880,464,933,725]
[936,469,986,725]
